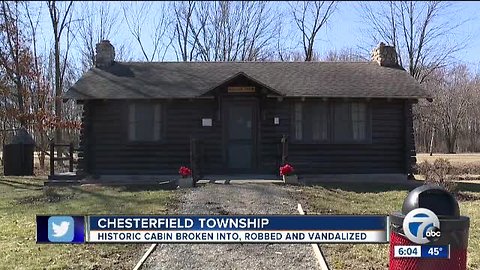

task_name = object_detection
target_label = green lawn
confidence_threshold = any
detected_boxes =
[295,182,480,270]
[3,176,479,270]
[0,177,177,270]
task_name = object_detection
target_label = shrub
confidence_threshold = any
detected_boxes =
[417,158,457,193]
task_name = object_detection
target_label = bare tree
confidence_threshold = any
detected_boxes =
[360,1,469,83]
[47,0,74,157]
[0,1,28,127]
[114,43,134,62]
[464,75,480,151]
[24,1,54,168]
[276,50,323,62]
[360,2,472,156]
[289,1,337,61]
[0,1,61,169]
[192,1,277,61]
[323,47,368,62]
[123,2,172,62]
[418,65,475,153]
[172,1,198,61]
[78,2,119,70]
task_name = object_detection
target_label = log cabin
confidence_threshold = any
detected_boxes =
[63,41,428,183]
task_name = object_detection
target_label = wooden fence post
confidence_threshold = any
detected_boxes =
[49,140,55,176]
[190,138,197,186]
[69,143,74,172]
[281,134,289,165]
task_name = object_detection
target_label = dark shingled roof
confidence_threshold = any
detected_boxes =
[65,61,428,100]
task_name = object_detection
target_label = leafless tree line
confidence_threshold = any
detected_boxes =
[359,1,478,154]
[117,1,343,62]
[0,0,478,168]
[414,65,480,153]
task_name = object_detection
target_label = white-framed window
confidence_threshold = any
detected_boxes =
[128,103,162,141]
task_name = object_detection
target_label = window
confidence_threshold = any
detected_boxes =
[128,103,162,141]
[352,102,367,141]
[333,102,351,142]
[294,103,303,140]
[293,102,328,142]
[333,102,368,143]
[292,101,369,143]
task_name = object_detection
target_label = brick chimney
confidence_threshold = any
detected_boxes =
[371,42,398,67]
[95,40,115,68]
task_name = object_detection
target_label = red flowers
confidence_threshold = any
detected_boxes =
[280,164,295,176]
[178,166,192,178]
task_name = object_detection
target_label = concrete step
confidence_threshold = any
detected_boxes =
[44,180,83,186]
[48,175,83,181]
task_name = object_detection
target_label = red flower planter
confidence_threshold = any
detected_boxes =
[280,164,294,176]
[280,164,298,184]
[178,166,192,178]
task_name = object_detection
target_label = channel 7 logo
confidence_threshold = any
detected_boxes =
[403,208,441,244]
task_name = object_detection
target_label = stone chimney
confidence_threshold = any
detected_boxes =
[371,42,398,67]
[95,40,115,68]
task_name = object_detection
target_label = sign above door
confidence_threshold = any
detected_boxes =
[228,86,256,93]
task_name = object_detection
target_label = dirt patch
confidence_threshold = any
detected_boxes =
[16,187,76,204]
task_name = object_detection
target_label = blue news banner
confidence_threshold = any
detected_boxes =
[86,215,388,243]
[37,215,388,244]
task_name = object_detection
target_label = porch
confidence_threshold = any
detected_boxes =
[45,135,288,186]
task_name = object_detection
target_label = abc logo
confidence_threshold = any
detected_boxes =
[403,208,441,244]
[425,226,441,241]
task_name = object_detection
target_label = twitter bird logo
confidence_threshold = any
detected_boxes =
[48,216,75,242]
[52,221,70,237]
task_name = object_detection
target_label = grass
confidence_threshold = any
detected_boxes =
[0,177,178,270]
[417,153,480,165]
[294,182,480,270]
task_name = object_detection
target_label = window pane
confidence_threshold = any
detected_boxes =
[228,105,252,140]
[352,102,367,141]
[128,104,136,141]
[135,104,155,141]
[128,103,162,142]
[311,103,328,141]
[294,102,303,140]
[334,102,352,142]
[153,104,162,141]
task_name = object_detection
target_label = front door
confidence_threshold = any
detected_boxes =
[225,102,256,171]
